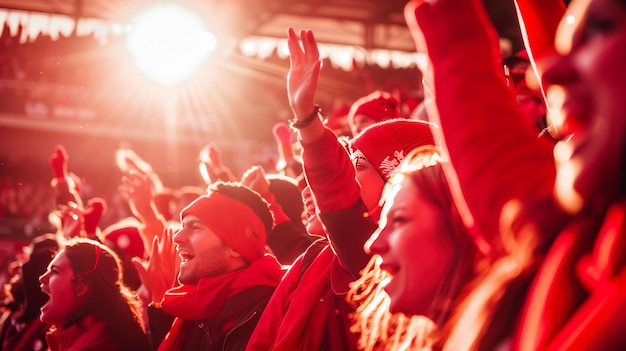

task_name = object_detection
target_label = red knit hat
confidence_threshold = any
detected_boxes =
[350,119,436,180]
[102,219,146,259]
[180,192,267,262]
[326,104,351,135]
[348,91,402,129]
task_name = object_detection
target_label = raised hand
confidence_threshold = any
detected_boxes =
[286,27,322,119]
[198,143,237,186]
[49,144,69,179]
[241,165,270,195]
[120,170,155,221]
[115,147,164,193]
[57,202,85,239]
[132,227,179,305]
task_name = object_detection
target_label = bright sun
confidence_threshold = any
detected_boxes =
[126,4,216,85]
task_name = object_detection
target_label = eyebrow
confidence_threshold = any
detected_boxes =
[183,219,208,227]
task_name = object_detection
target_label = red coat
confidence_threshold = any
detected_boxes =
[246,128,376,350]
[46,317,119,351]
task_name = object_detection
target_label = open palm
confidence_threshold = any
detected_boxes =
[287,27,322,119]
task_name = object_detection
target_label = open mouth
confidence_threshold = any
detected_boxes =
[380,263,398,279]
[177,250,194,263]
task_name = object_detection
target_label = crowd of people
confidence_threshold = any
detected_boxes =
[1,0,625,349]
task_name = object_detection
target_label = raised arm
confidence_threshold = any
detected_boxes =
[286,28,372,276]
[405,0,557,247]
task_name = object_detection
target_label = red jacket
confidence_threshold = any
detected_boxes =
[247,128,376,350]
[46,317,119,351]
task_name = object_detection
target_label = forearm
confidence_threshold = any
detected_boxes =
[300,128,360,212]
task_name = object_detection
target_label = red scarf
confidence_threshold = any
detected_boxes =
[158,255,283,351]
[271,246,358,351]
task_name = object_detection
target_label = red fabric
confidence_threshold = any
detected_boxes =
[272,246,335,351]
[248,126,371,351]
[301,128,360,213]
[348,90,401,127]
[326,104,350,132]
[515,202,626,350]
[412,0,556,248]
[180,192,268,262]
[46,317,118,351]
[83,197,107,235]
[247,247,358,351]
[514,0,566,61]
[103,225,145,259]
[159,255,282,351]
[412,1,626,350]
[49,145,68,179]
[350,119,435,180]
[246,258,305,351]
[301,127,372,275]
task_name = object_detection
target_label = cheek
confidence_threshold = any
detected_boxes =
[306,216,325,236]
[48,280,79,318]
[578,36,626,115]
[356,171,385,214]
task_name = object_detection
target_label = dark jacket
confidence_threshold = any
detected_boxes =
[150,286,275,351]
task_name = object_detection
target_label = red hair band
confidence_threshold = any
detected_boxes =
[72,244,102,281]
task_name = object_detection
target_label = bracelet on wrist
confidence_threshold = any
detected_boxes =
[289,105,321,129]
[149,301,162,309]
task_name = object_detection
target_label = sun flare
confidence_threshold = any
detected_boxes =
[126,4,216,85]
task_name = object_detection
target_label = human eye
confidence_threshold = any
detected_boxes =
[582,13,618,41]
[587,18,615,35]
[389,212,409,227]
[352,156,368,170]
[190,222,206,231]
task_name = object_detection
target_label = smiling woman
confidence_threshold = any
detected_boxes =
[125,3,217,85]
[347,148,479,350]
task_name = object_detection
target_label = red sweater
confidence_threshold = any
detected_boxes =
[412,0,556,251]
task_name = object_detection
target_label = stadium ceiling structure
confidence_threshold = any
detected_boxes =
[0,0,523,53]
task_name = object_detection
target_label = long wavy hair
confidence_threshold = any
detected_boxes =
[63,238,151,351]
[348,147,479,350]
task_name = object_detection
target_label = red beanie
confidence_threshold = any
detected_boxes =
[348,91,401,129]
[180,192,267,262]
[350,119,436,180]
[325,104,350,132]
[102,222,146,259]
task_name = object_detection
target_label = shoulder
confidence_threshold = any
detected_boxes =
[63,320,120,351]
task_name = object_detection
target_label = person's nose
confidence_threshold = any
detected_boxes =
[39,270,50,285]
[172,227,187,245]
[541,51,577,90]
[365,226,390,255]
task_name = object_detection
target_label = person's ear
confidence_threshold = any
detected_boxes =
[228,248,243,259]
[72,279,89,298]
